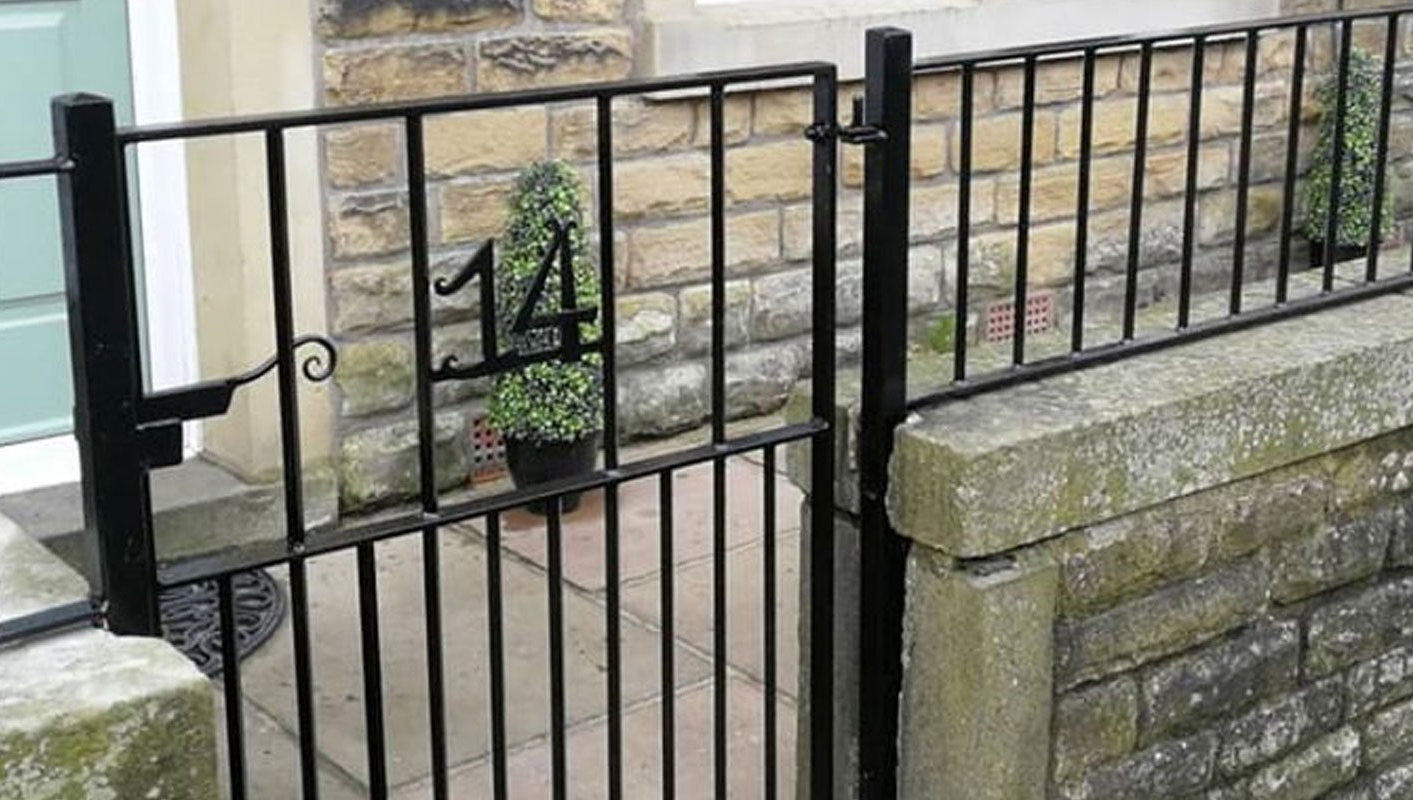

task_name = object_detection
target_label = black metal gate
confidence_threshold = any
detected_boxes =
[5,62,848,798]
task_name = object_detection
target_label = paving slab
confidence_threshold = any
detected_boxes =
[238,531,711,788]
[493,458,803,592]
[213,692,365,800]
[622,534,802,699]
[398,679,796,799]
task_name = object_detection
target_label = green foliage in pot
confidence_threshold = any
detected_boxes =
[487,161,604,446]
[1302,47,1394,249]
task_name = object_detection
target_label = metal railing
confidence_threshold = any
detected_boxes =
[17,61,845,800]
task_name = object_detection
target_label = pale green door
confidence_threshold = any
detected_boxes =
[0,0,133,444]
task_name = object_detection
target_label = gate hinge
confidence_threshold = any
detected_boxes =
[804,121,888,146]
[804,94,889,146]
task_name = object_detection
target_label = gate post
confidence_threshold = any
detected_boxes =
[858,27,913,800]
[52,94,161,636]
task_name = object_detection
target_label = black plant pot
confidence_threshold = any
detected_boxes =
[505,433,602,516]
[1307,240,1369,270]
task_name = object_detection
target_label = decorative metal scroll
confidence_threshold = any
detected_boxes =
[160,569,284,677]
[134,335,338,467]
[431,219,599,383]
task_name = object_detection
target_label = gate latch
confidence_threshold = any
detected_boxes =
[805,96,887,146]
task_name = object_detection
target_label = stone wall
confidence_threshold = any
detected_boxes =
[313,0,1413,511]
[801,288,1413,798]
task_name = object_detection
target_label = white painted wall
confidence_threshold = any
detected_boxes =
[646,0,1286,79]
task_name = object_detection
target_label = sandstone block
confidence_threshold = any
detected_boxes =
[1054,558,1270,690]
[438,177,515,244]
[336,338,414,417]
[725,340,807,419]
[330,193,410,259]
[1307,576,1413,677]
[751,267,814,341]
[678,280,749,355]
[324,45,469,106]
[325,125,401,189]
[477,29,633,92]
[726,141,812,204]
[1244,728,1360,800]
[625,210,778,288]
[614,154,711,218]
[533,0,624,23]
[615,292,676,365]
[338,412,470,510]
[1051,678,1139,789]
[1216,678,1345,778]
[617,362,707,437]
[318,0,520,38]
[551,98,693,160]
[1138,619,1300,746]
[1073,731,1217,800]
[954,111,1059,172]
[425,107,548,177]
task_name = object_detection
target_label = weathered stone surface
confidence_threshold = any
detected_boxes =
[1366,697,1413,770]
[615,292,676,364]
[1216,678,1345,779]
[1075,731,1217,800]
[625,210,779,288]
[900,549,1058,800]
[995,56,1122,108]
[1244,728,1360,800]
[324,45,470,106]
[329,259,477,335]
[908,245,944,311]
[550,99,693,160]
[532,0,623,23]
[425,107,547,177]
[431,322,488,406]
[617,362,707,437]
[678,280,749,355]
[910,180,996,239]
[725,141,812,204]
[1059,94,1190,158]
[1373,760,1413,800]
[692,93,752,147]
[0,628,216,800]
[1051,678,1139,790]
[1270,506,1395,603]
[325,125,401,189]
[0,515,87,623]
[837,259,863,326]
[338,412,471,510]
[438,177,515,244]
[1198,185,1285,245]
[782,198,864,260]
[330,193,410,260]
[1350,645,1413,719]
[890,293,1413,557]
[954,111,1060,172]
[1054,558,1269,689]
[614,154,711,219]
[336,338,414,417]
[1138,621,1300,746]
[1307,576,1413,677]
[1053,508,1209,619]
[477,29,633,92]
[318,0,521,38]
[725,341,806,419]
[753,87,814,137]
[751,268,813,342]
[842,126,946,186]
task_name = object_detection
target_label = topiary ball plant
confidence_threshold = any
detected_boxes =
[487,162,603,507]
[1302,47,1394,261]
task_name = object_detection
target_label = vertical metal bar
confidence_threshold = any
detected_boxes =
[1013,55,1038,364]
[859,28,911,799]
[658,472,676,800]
[547,499,568,800]
[710,84,727,443]
[485,513,509,800]
[218,576,247,800]
[1125,42,1154,340]
[1325,20,1355,290]
[597,94,624,800]
[1180,37,1207,329]
[357,545,388,798]
[405,114,449,799]
[955,64,974,379]
[809,65,840,800]
[1367,14,1399,282]
[762,446,778,800]
[1232,31,1261,314]
[51,95,160,635]
[1278,25,1308,303]
[708,81,729,800]
[264,128,320,800]
[1073,50,1097,352]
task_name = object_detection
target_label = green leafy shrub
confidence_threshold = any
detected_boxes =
[1302,48,1393,249]
[487,161,604,445]
[927,313,956,355]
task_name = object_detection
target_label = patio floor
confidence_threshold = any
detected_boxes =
[216,446,805,799]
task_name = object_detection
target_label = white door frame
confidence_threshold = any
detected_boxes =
[0,0,197,495]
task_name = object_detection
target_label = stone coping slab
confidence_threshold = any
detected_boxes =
[892,291,1413,557]
[0,512,216,799]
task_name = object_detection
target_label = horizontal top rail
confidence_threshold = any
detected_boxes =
[0,156,73,180]
[117,61,835,144]
[913,3,1410,73]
